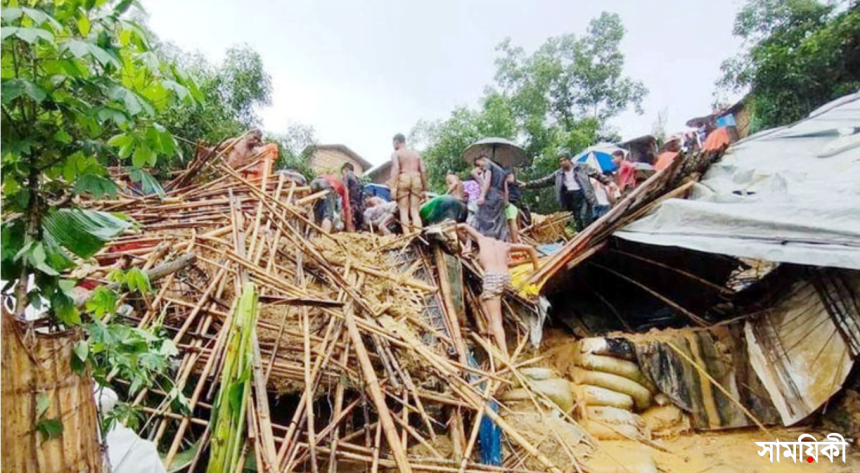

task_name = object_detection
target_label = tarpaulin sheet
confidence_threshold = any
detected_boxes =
[615,93,860,269]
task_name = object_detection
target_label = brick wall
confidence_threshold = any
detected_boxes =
[310,149,366,176]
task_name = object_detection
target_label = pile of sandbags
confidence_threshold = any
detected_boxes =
[550,337,692,441]
[501,367,574,413]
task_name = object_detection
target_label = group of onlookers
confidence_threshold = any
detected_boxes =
[279,134,642,241]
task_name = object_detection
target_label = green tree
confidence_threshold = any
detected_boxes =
[270,123,318,181]
[411,92,517,191]
[414,12,645,213]
[718,0,860,130]
[157,44,273,167]
[1,0,190,429]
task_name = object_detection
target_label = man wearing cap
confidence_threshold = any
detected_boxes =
[522,150,610,232]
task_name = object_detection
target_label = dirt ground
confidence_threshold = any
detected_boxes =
[584,428,859,473]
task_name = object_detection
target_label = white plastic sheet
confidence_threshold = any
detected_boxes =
[615,93,860,269]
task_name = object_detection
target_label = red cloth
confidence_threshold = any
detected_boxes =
[654,151,679,172]
[616,160,636,192]
[322,175,352,230]
[703,127,732,152]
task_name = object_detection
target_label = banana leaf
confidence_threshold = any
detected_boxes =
[41,208,133,259]
[207,283,258,473]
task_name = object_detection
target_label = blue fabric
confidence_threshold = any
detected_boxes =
[364,184,391,201]
[466,351,503,466]
[479,401,502,465]
[716,113,737,128]
[575,150,618,173]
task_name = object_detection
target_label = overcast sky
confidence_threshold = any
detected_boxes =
[144,0,744,168]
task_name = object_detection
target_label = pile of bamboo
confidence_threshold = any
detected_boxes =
[82,150,594,473]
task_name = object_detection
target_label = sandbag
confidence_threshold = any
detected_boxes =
[586,406,644,429]
[581,419,647,441]
[640,405,691,437]
[570,368,652,410]
[573,384,635,410]
[503,378,574,413]
[520,367,555,381]
[574,353,655,391]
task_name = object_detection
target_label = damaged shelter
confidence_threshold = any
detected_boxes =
[9,94,858,473]
[527,92,860,445]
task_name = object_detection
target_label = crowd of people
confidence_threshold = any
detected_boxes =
[224,130,644,354]
[225,129,642,243]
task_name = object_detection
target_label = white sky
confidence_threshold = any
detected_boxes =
[144,0,744,168]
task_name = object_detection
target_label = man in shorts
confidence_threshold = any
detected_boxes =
[455,224,540,356]
[389,133,427,231]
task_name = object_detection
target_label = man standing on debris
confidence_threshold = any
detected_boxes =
[389,133,427,232]
[341,162,363,232]
[522,150,610,232]
[455,224,539,356]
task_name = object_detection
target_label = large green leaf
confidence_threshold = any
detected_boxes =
[1,78,47,104]
[41,208,133,259]
[3,26,55,44]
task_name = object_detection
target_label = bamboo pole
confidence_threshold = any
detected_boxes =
[342,301,413,473]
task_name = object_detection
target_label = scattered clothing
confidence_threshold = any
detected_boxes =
[481,272,511,300]
[420,195,467,225]
[474,160,509,241]
[364,201,397,229]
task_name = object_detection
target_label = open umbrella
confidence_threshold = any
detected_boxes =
[574,142,622,173]
[463,137,528,168]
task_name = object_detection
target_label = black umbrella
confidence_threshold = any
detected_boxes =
[463,137,528,168]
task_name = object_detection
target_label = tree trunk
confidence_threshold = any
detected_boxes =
[1,310,102,473]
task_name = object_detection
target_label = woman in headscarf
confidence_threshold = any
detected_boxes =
[473,154,509,241]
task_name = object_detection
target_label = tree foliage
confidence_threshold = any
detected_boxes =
[718,0,860,130]
[414,12,645,212]
[1,0,194,434]
[269,123,318,181]
[1,0,196,323]
[156,44,273,167]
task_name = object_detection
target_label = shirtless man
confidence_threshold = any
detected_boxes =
[227,129,262,168]
[226,129,278,180]
[455,224,539,356]
[389,133,427,231]
[446,170,466,201]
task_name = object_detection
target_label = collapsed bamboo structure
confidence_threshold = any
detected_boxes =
[76,145,605,473]
[72,138,736,473]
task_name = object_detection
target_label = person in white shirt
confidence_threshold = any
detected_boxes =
[522,150,611,231]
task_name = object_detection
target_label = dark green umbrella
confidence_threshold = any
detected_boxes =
[463,137,528,168]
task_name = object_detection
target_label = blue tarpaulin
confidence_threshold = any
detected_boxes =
[364,183,391,201]
[466,351,502,465]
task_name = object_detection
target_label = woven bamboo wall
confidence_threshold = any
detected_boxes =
[1,312,102,473]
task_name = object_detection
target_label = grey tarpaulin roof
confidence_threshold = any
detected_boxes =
[615,92,860,270]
